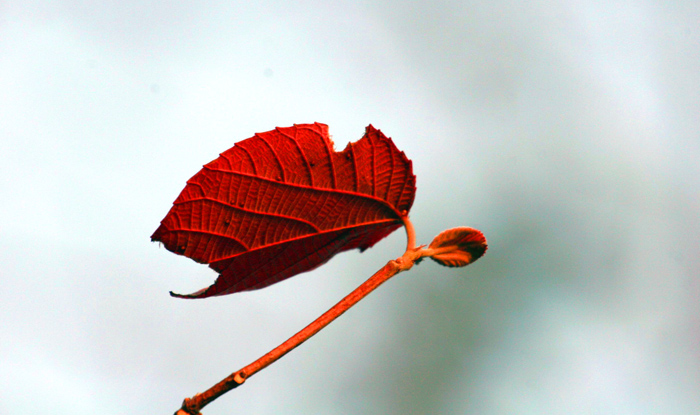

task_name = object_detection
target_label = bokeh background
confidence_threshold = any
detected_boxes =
[2,1,698,414]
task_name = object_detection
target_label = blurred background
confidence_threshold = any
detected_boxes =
[2,1,698,414]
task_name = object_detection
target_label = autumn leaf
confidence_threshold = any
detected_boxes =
[152,123,416,298]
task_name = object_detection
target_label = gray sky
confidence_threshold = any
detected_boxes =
[2,1,699,414]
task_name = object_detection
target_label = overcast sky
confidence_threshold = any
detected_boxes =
[2,1,699,414]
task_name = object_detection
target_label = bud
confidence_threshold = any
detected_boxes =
[428,227,487,267]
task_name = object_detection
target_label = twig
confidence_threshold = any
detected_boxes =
[175,217,424,415]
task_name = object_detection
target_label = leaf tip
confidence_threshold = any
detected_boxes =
[169,286,210,299]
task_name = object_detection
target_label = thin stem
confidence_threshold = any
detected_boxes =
[402,215,416,252]
[176,251,417,415]
[173,219,488,414]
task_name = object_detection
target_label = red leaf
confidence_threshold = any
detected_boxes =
[152,123,416,298]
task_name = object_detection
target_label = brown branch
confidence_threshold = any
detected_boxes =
[175,218,424,415]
